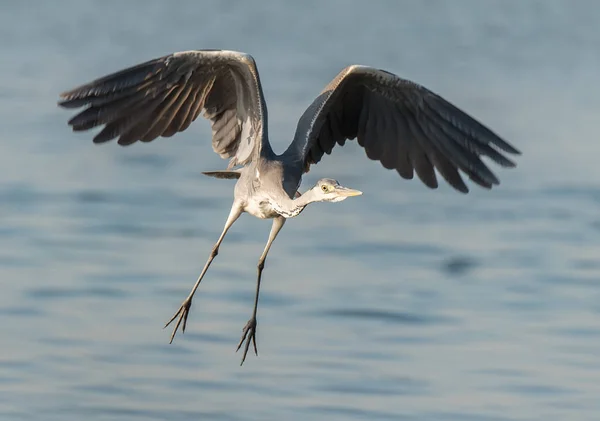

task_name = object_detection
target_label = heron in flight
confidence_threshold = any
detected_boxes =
[58,49,520,364]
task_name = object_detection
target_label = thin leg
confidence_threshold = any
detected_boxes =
[165,204,243,343]
[237,216,286,365]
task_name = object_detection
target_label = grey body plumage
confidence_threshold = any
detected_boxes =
[58,49,521,365]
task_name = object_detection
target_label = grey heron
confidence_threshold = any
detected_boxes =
[58,50,521,365]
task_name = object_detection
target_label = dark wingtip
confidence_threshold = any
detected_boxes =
[455,184,469,194]
[421,177,439,190]
[92,137,112,144]
[92,129,116,144]
[501,142,522,156]
[57,96,86,109]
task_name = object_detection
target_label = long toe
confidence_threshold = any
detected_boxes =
[236,318,258,365]
[252,331,258,356]
[165,299,192,343]
[164,308,181,329]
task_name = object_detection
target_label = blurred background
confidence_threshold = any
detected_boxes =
[1,0,600,420]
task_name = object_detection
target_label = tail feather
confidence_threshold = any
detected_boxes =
[202,170,241,180]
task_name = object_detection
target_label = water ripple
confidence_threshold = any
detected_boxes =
[310,405,414,421]
[321,308,455,326]
[26,286,130,300]
[318,376,430,397]
[442,255,478,276]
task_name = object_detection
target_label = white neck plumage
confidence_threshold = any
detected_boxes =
[270,188,320,218]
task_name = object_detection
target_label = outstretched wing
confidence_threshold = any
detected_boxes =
[284,65,521,193]
[59,50,269,168]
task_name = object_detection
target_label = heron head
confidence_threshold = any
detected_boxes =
[313,178,362,202]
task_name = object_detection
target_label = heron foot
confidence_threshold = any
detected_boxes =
[236,317,258,365]
[164,297,193,343]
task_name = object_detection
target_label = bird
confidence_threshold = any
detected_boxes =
[58,49,521,365]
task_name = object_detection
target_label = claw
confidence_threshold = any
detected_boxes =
[236,318,258,365]
[164,297,192,343]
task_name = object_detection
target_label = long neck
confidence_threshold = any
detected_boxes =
[272,188,320,218]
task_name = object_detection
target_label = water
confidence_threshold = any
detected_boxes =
[1,1,600,420]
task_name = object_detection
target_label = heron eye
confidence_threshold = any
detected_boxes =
[321,185,328,192]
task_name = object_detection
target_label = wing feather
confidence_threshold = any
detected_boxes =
[400,106,437,189]
[285,65,520,193]
[59,50,270,167]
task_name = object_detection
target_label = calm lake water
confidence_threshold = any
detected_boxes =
[1,1,600,420]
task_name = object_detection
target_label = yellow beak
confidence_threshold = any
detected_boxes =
[335,186,363,197]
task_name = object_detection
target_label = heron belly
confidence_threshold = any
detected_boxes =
[243,198,279,219]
